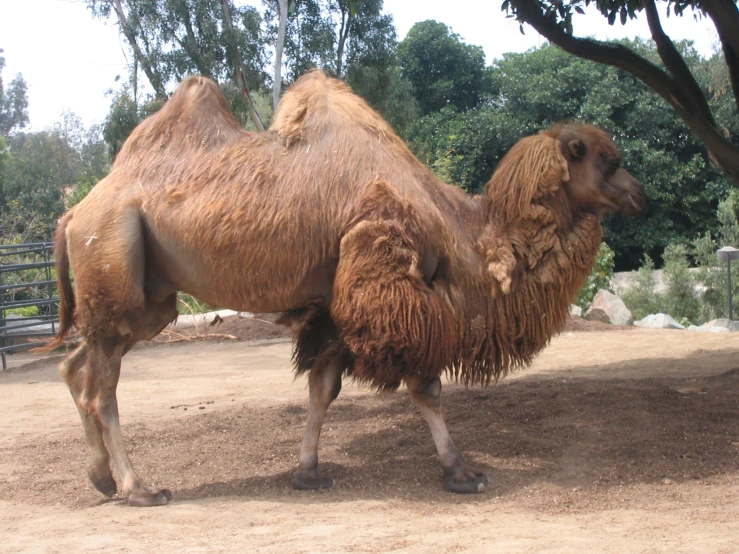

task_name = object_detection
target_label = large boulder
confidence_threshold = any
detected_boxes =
[584,289,634,326]
[635,313,685,330]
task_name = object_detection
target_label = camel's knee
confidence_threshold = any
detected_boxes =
[407,377,442,409]
[58,343,88,385]
[308,357,344,406]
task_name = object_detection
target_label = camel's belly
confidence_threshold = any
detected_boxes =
[142,219,337,312]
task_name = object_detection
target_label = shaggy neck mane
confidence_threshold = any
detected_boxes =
[449,133,602,386]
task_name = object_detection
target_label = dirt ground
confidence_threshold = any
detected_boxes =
[1,316,738,553]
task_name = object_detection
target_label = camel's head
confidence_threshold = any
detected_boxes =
[547,124,646,218]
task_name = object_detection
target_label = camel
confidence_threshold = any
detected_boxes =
[46,71,645,506]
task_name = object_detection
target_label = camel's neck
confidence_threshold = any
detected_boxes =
[448,195,602,385]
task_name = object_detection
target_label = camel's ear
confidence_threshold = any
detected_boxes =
[331,219,456,390]
[568,139,586,161]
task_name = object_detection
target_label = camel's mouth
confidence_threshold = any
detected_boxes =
[617,190,647,217]
[608,170,646,217]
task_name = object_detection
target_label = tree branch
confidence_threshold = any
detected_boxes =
[181,9,213,78]
[642,0,715,126]
[221,0,265,131]
[508,0,739,184]
[273,0,289,111]
[111,0,167,99]
[703,0,739,114]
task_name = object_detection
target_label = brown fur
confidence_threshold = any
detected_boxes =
[48,70,644,389]
[46,71,644,503]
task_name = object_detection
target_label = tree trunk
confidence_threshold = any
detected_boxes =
[273,0,289,112]
[111,0,167,100]
[221,0,265,131]
[335,1,352,77]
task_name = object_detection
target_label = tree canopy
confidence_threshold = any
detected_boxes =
[405,41,734,268]
[398,20,488,115]
[503,0,739,185]
[0,49,29,136]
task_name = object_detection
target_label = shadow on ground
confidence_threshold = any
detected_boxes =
[3,348,739,510]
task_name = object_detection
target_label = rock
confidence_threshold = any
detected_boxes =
[704,318,739,332]
[238,312,254,319]
[687,319,738,333]
[584,290,634,326]
[634,313,685,330]
[569,304,582,317]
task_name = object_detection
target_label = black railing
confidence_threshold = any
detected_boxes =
[0,242,59,370]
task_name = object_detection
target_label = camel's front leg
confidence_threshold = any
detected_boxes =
[293,356,343,490]
[406,376,488,494]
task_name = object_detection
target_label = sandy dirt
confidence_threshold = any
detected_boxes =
[1,316,738,553]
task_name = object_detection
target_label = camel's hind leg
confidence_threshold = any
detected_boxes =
[406,376,488,494]
[293,353,343,490]
[61,294,178,506]
[58,342,117,497]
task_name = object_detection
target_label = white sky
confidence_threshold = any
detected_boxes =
[0,0,719,131]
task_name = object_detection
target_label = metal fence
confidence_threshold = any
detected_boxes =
[0,242,59,370]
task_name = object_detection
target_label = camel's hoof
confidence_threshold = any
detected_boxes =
[127,488,173,507]
[292,469,335,490]
[443,471,488,494]
[88,467,117,498]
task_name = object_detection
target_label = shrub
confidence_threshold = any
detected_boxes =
[5,305,39,317]
[620,254,661,321]
[576,242,615,310]
[661,243,700,325]
[177,293,212,315]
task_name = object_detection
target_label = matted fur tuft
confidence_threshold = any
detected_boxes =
[332,203,456,390]
[484,134,569,222]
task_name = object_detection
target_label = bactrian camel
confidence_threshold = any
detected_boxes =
[46,71,645,506]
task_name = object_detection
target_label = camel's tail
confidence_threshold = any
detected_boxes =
[36,213,76,352]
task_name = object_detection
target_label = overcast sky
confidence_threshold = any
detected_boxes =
[0,0,719,131]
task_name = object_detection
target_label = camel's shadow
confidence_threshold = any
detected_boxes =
[167,347,739,506]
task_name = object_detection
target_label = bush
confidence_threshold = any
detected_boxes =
[5,305,39,317]
[620,254,661,321]
[576,242,615,310]
[661,243,701,325]
[692,191,739,320]
[177,293,212,315]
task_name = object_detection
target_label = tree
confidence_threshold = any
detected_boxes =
[503,0,739,185]
[272,0,293,111]
[2,132,75,227]
[397,20,488,115]
[85,0,269,96]
[406,41,734,268]
[263,0,411,130]
[263,0,396,81]
[0,50,29,136]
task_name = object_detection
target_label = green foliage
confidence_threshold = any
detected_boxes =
[177,293,212,315]
[406,41,734,268]
[6,306,39,317]
[621,192,739,324]
[620,255,661,321]
[398,20,488,115]
[0,50,29,136]
[691,191,739,321]
[662,243,701,324]
[576,242,615,310]
[86,0,269,97]
[0,200,49,245]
